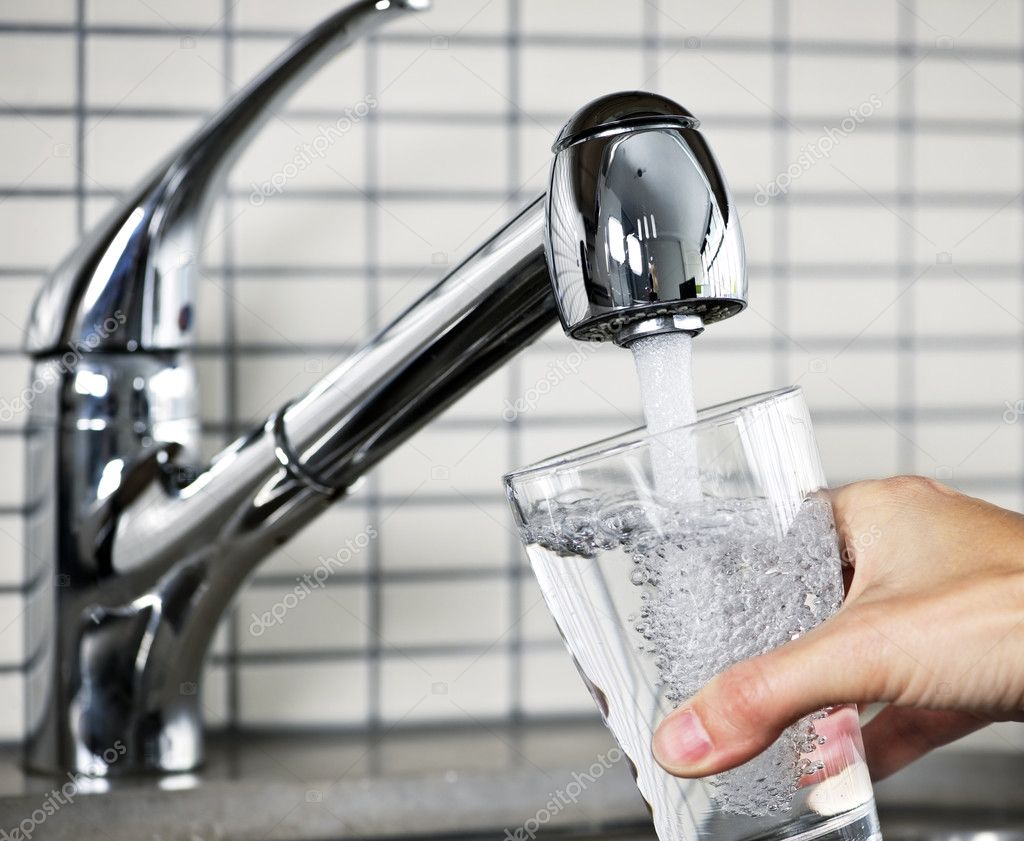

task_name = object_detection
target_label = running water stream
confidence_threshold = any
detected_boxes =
[629,332,700,502]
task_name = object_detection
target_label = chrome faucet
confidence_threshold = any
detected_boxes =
[23,0,746,776]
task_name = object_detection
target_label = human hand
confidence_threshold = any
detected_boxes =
[652,476,1024,781]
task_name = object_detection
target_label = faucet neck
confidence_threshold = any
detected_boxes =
[24,0,427,358]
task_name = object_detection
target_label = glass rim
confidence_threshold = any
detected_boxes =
[503,385,804,486]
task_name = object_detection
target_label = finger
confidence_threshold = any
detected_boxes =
[860,705,987,782]
[652,612,896,778]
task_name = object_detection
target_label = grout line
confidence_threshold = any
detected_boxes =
[4,21,1024,62]
[771,0,790,389]
[364,33,383,735]
[222,0,242,733]
[897,1,917,476]
[506,0,523,723]
[6,106,1024,136]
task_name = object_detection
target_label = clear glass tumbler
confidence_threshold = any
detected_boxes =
[504,387,881,841]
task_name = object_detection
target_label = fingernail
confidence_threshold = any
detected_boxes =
[653,709,713,768]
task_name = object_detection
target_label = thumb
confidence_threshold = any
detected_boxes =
[651,612,890,777]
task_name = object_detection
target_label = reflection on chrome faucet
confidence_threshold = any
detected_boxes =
[23,0,746,775]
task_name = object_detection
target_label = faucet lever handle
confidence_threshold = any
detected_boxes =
[79,441,183,575]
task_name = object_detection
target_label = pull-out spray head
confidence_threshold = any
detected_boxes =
[544,92,747,347]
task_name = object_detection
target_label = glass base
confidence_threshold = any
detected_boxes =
[739,802,881,841]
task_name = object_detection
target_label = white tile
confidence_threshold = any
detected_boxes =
[194,275,227,345]
[654,50,775,119]
[374,197,513,268]
[0,198,76,270]
[915,348,1022,409]
[779,129,899,195]
[913,132,1022,193]
[259,503,375,576]
[517,123,557,194]
[912,420,1022,480]
[788,278,901,342]
[521,45,644,117]
[700,271,778,341]
[0,1,75,23]
[232,39,369,113]
[912,274,1023,337]
[788,205,899,265]
[521,0,643,36]
[233,276,370,345]
[84,117,203,191]
[790,0,899,41]
[0,593,23,665]
[195,356,227,424]
[388,0,509,35]
[378,501,512,571]
[239,660,369,726]
[789,55,901,120]
[734,198,777,267]
[0,279,41,348]
[654,2,773,40]
[516,422,626,467]
[235,354,331,423]
[231,197,367,268]
[437,366,510,421]
[378,44,509,114]
[377,122,507,191]
[912,207,1022,266]
[234,0,341,28]
[913,56,1022,120]
[518,576,561,644]
[0,673,22,740]
[0,117,76,188]
[86,34,226,110]
[692,348,775,409]
[0,357,33,429]
[516,342,641,422]
[815,422,901,484]
[200,661,228,728]
[787,348,899,412]
[381,579,510,646]
[0,515,24,586]
[228,116,369,193]
[239,583,369,652]
[0,34,75,106]
[374,274,441,329]
[87,0,223,27]
[520,649,594,715]
[703,125,775,195]
[379,651,510,723]
[913,0,1022,47]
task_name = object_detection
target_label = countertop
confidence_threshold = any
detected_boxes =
[0,720,1020,840]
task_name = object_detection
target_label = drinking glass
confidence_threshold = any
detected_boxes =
[504,386,881,841]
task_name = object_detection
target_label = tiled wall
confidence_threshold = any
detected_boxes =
[1,0,1024,743]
